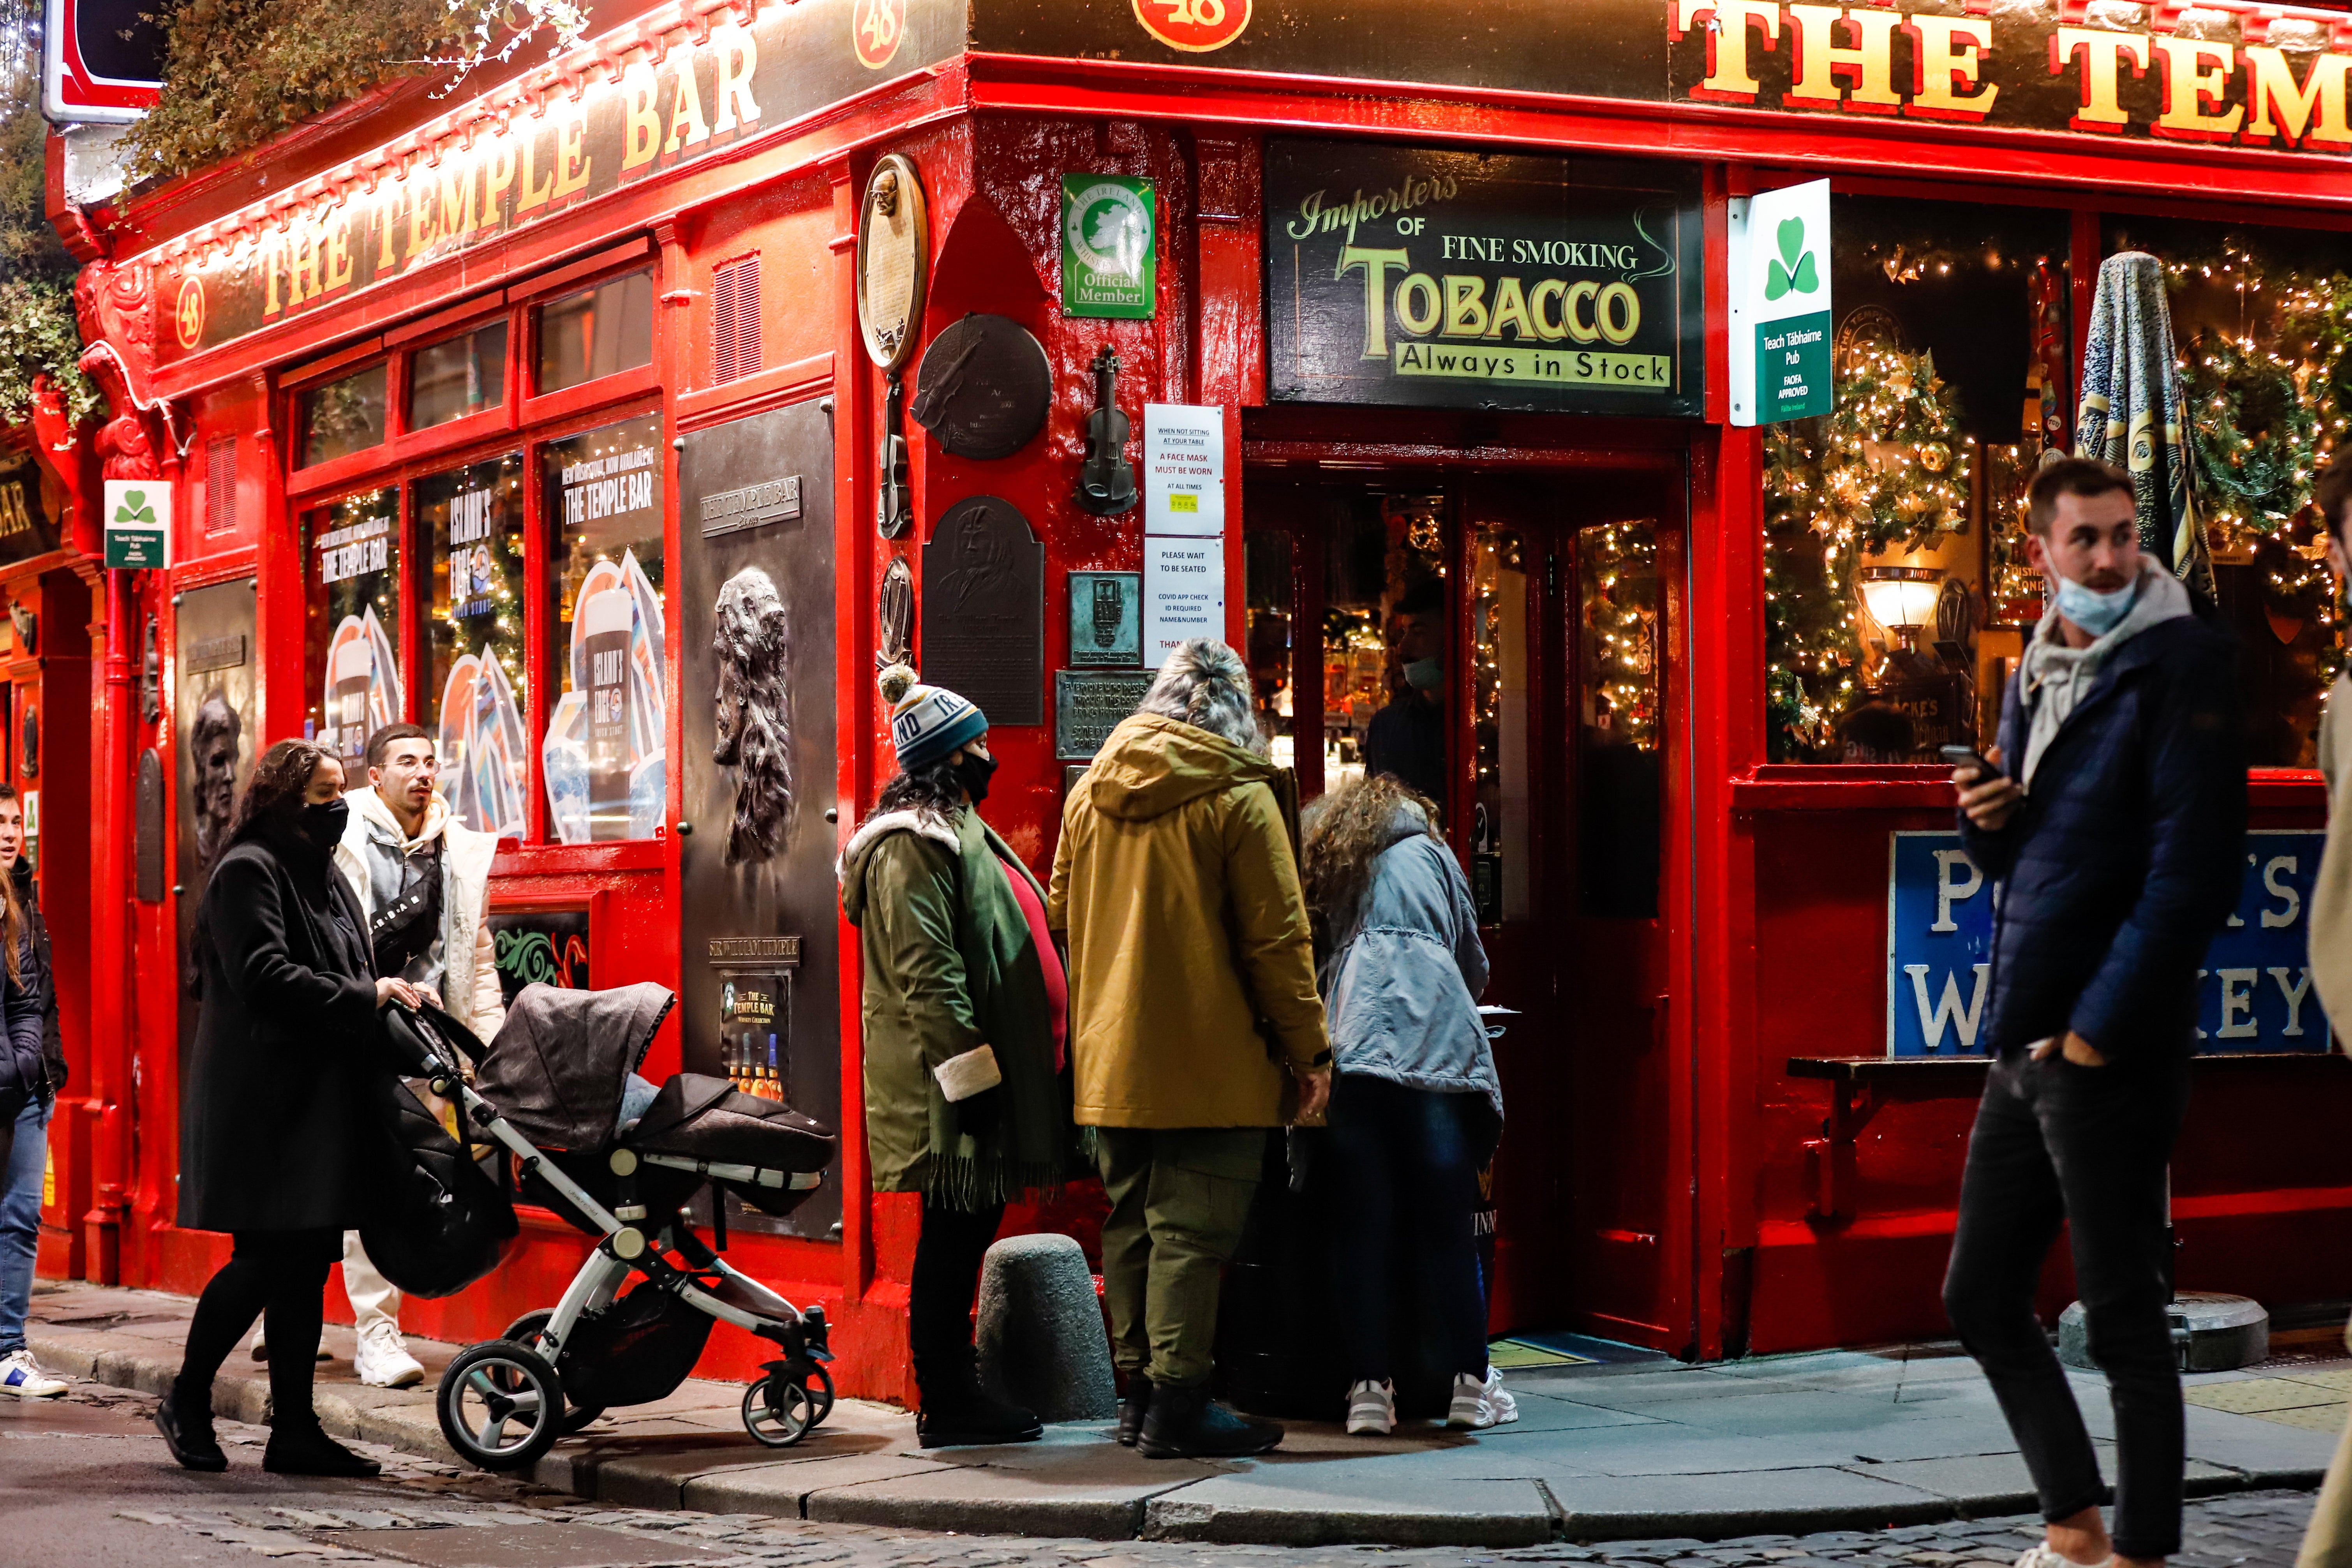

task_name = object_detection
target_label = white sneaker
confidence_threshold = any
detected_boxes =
[354,1321,424,1389]
[0,1349,66,1397]
[1344,1378,1396,1436]
[2013,1547,2114,1568]
[1448,1370,1501,1429]
[1481,1367,1519,1425]
[249,1326,330,1363]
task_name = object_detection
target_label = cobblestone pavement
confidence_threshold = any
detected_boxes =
[27,1383,2320,1568]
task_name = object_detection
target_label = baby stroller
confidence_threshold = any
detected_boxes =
[381,982,839,1472]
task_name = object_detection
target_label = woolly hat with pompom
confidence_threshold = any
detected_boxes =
[878,663,987,771]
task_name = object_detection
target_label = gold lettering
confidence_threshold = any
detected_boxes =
[709,23,759,134]
[2155,37,2243,138]
[1597,282,1641,346]
[407,174,438,257]
[1394,273,1441,336]
[519,123,555,213]
[1337,245,1410,359]
[1909,16,1998,120]
[326,215,353,291]
[291,221,322,303]
[622,65,661,170]
[1442,275,1490,337]
[480,137,517,228]
[261,231,284,317]
[2056,27,2150,131]
[666,47,711,153]
[375,188,399,271]
[1485,276,1535,341]
[436,157,477,239]
[554,113,591,199]
[1529,277,1569,341]
[2244,46,2352,147]
[1786,4,1901,111]
[1675,0,1782,99]
[1563,280,1601,344]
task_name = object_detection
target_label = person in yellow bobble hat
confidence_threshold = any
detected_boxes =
[2293,454,2352,1568]
[1049,637,1331,1460]
[838,663,1071,1447]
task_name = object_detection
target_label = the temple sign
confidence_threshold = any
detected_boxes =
[1886,830,2329,1057]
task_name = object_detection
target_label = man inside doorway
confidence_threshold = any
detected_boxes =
[1945,457,2245,1568]
[249,723,506,1388]
[1364,578,1449,809]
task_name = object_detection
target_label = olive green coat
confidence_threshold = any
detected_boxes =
[838,803,1069,1210]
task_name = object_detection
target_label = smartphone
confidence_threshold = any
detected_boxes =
[1939,744,1996,777]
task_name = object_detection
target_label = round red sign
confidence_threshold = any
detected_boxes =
[173,275,206,351]
[852,0,904,70]
[1132,0,1251,52]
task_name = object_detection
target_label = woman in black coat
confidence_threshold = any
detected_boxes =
[156,739,425,1476]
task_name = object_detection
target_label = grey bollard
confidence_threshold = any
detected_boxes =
[975,1232,1116,1422]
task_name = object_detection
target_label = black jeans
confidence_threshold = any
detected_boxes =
[1943,1047,2192,1560]
[907,1197,1005,1400]
[175,1227,342,1434]
[1326,1073,1490,1385]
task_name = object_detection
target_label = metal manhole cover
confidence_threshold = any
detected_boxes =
[311,1525,736,1568]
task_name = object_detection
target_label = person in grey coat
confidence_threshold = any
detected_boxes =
[1300,774,1511,1437]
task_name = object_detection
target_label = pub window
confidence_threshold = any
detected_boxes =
[410,320,509,431]
[1763,196,2071,764]
[2100,216,2347,768]
[1324,493,1448,806]
[418,455,527,839]
[1244,530,1295,769]
[303,487,403,778]
[541,413,665,843]
[300,361,389,469]
[536,271,655,395]
[1578,520,1659,918]
[1470,524,1531,925]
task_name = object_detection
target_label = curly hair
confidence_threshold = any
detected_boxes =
[226,739,334,850]
[1299,773,1441,956]
[712,567,793,865]
[1138,637,1264,755]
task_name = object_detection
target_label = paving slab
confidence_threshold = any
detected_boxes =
[1544,1470,1954,1542]
[1139,1472,1555,1546]
[811,1454,1216,1538]
[675,1451,952,1514]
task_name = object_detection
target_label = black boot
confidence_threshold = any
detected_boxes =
[1115,1380,1151,1447]
[156,1385,227,1472]
[263,1422,382,1478]
[915,1374,1044,1448]
[1136,1380,1282,1460]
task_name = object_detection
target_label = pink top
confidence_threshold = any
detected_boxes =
[996,852,1067,1071]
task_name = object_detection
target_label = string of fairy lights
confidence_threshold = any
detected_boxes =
[1578,522,1659,751]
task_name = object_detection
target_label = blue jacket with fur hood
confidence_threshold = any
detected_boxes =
[1319,802,1500,1134]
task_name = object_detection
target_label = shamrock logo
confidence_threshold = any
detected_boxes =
[1765,216,1819,301]
[114,489,155,524]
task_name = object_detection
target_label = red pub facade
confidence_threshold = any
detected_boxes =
[28,0,2352,1397]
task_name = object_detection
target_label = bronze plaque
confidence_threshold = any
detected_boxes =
[922,497,1044,728]
[708,935,802,967]
[909,314,1051,460]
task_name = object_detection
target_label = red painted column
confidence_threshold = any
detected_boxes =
[82,567,134,1284]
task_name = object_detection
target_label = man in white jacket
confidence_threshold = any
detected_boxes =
[250,723,506,1388]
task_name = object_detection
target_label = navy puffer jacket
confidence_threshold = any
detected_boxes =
[1960,611,2247,1059]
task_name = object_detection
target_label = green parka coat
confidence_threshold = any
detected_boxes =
[838,802,1070,1210]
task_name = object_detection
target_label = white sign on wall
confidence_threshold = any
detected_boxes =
[1728,178,1833,429]
[1143,404,1225,536]
[1144,535,1225,663]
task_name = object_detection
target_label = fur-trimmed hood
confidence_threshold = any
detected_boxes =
[836,804,963,922]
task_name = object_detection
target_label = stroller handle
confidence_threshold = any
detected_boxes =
[379,998,484,1081]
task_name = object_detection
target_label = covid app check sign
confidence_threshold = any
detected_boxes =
[1887,831,2329,1056]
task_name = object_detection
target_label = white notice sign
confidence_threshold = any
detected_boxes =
[1144,404,1225,536]
[1144,536,1225,661]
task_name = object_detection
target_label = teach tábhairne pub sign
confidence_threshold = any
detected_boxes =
[1265,139,1703,416]
[148,0,963,365]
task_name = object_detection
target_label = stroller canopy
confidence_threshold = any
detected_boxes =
[474,982,675,1152]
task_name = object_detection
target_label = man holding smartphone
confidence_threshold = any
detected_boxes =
[1945,456,2244,1568]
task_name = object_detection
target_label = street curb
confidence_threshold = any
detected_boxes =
[31,1325,2328,1547]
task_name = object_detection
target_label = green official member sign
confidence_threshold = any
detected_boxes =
[104,479,169,568]
[1728,180,1832,428]
[1062,175,1155,319]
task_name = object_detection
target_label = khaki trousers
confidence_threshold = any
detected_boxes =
[1094,1127,1263,1388]
[341,1231,400,1334]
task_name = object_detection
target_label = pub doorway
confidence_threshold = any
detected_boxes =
[1242,454,1687,1349]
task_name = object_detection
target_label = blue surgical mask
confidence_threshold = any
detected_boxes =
[1403,655,1445,692]
[2053,572,2138,639]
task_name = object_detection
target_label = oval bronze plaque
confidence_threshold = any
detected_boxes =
[908,314,1051,461]
[857,154,929,373]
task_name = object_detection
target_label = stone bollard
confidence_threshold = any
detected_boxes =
[975,1232,1116,1422]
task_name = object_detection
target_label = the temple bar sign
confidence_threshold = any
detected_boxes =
[1265,140,1703,417]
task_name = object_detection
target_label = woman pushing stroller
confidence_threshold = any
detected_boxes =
[839,665,1072,1447]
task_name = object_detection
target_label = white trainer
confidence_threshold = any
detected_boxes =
[2013,1547,2114,1568]
[1448,1370,1499,1429]
[1344,1378,1396,1436]
[354,1321,425,1389]
[0,1348,66,1397]
[1481,1366,1519,1425]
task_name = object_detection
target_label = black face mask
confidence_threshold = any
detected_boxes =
[296,798,350,855]
[951,751,998,806]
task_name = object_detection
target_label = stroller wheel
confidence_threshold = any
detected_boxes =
[438,1340,565,1471]
[742,1375,818,1448]
[807,1364,835,1425]
[499,1309,607,1435]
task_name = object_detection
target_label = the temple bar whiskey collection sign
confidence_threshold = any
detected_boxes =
[1266,140,1703,417]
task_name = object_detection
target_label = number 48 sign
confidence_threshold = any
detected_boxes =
[1887,830,2329,1056]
